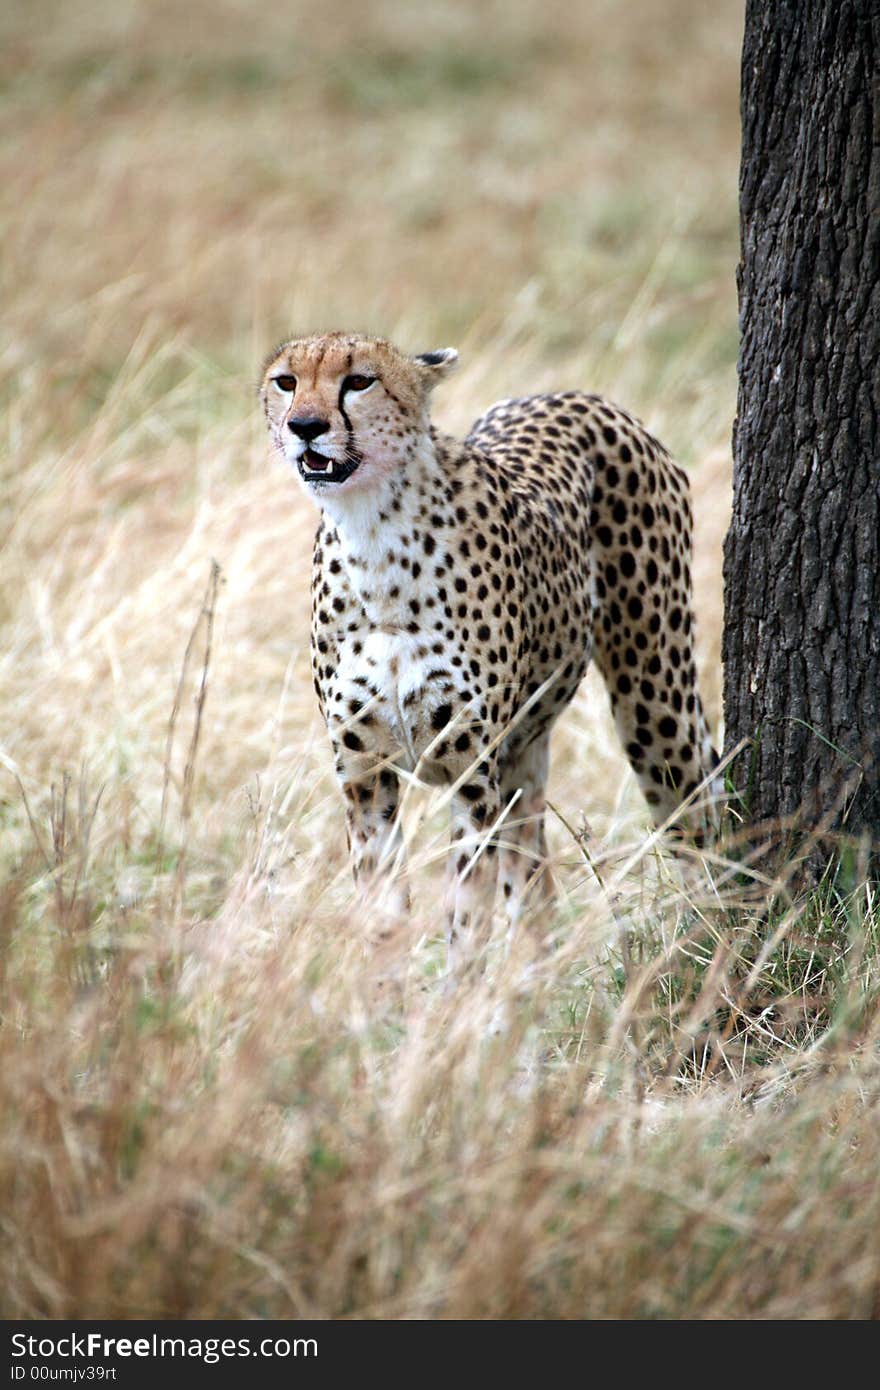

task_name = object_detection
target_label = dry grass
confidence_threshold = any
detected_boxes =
[2,0,879,1320]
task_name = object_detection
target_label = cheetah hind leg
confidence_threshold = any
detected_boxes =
[589,519,719,841]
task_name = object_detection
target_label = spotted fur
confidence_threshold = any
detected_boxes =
[260,332,718,967]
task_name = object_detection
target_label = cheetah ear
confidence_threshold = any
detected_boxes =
[413,347,459,384]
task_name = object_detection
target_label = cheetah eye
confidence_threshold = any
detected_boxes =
[342,374,376,393]
[273,374,297,394]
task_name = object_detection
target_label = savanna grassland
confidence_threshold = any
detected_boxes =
[2,0,879,1320]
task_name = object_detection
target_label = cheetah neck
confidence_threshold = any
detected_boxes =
[317,433,451,630]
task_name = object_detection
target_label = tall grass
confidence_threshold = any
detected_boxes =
[3,0,878,1320]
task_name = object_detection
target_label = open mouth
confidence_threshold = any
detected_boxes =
[298,447,359,484]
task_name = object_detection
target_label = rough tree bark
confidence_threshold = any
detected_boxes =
[723,0,880,872]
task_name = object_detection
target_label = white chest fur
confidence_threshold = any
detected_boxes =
[336,629,454,772]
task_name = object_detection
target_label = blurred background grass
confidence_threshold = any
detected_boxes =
[11,1,876,1325]
[1,0,740,372]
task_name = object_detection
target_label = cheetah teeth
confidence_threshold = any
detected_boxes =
[302,450,334,474]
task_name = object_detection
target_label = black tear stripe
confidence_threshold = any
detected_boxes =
[335,395,363,476]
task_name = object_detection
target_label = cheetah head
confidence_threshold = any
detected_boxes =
[259,332,458,493]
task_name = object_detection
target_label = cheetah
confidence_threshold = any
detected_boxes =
[260,332,718,968]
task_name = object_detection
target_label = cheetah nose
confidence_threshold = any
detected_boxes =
[288,416,329,442]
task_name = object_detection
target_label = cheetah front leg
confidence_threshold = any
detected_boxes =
[498,732,556,939]
[446,773,501,978]
[337,760,411,978]
[344,770,409,907]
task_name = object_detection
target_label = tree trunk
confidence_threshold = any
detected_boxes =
[723,0,880,874]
